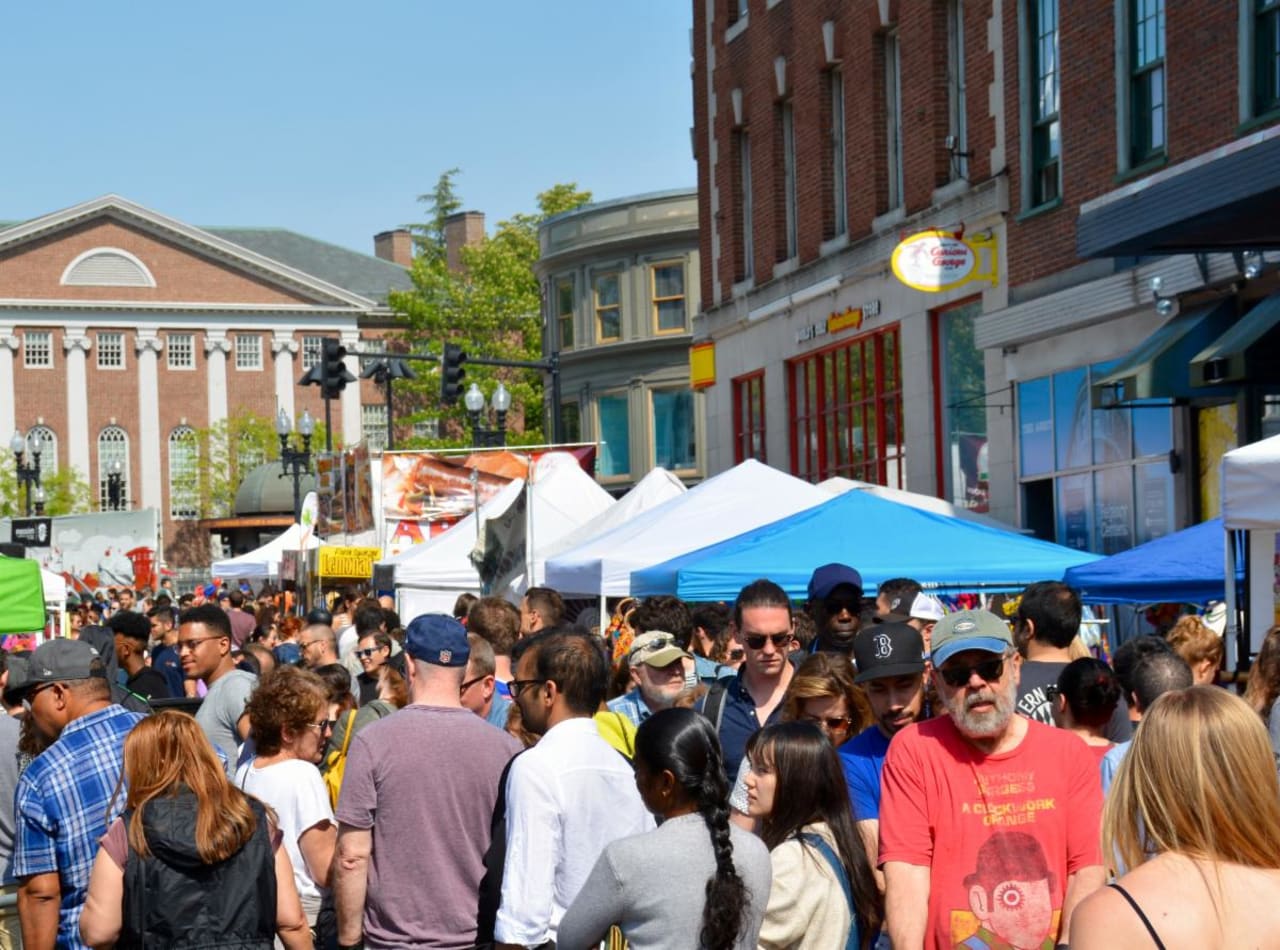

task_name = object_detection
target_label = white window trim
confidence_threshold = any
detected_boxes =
[235,334,263,371]
[302,335,324,370]
[23,330,53,369]
[97,332,126,370]
[649,387,701,476]
[59,247,157,287]
[167,333,195,371]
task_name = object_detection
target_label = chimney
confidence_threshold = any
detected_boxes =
[443,211,485,274]
[374,229,413,267]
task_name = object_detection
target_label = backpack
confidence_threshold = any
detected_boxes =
[321,709,358,810]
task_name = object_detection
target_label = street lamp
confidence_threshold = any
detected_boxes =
[10,429,42,517]
[276,408,314,523]
[106,459,125,511]
[464,382,511,448]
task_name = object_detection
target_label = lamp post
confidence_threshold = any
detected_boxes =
[464,382,511,448]
[276,408,315,523]
[106,459,125,511]
[10,429,43,517]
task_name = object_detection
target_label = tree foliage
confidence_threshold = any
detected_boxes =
[0,455,94,518]
[390,171,592,447]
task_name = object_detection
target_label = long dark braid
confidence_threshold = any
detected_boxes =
[634,708,750,950]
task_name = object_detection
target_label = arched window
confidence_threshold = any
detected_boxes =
[25,425,57,475]
[98,427,129,511]
[61,247,156,287]
[169,426,199,520]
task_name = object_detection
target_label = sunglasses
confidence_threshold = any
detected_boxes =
[307,719,337,733]
[938,656,1006,688]
[801,715,854,733]
[354,647,384,659]
[744,633,793,651]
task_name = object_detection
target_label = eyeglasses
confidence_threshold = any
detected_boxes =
[307,720,336,733]
[177,636,222,653]
[507,678,547,697]
[459,675,487,693]
[743,633,793,651]
[299,640,323,651]
[354,647,384,659]
[21,682,58,713]
[801,715,854,733]
[727,648,745,662]
[938,656,1006,688]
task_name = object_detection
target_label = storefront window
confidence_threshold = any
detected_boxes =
[1018,377,1054,477]
[732,371,767,463]
[937,301,989,510]
[653,389,696,471]
[597,395,630,477]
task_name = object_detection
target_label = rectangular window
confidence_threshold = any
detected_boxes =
[780,101,798,259]
[884,31,905,211]
[1258,0,1280,115]
[652,262,687,333]
[731,0,748,23]
[362,404,388,453]
[168,333,194,369]
[1130,0,1166,164]
[788,327,904,487]
[23,331,51,368]
[653,390,697,471]
[947,0,969,181]
[936,301,989,511]
[830,70,848,237]
[302,335,324,370]
[738,131,754,280]
[594,272,622,342]
[1029,0,1061,205]
[234,334,262,370]
[359,336,387,372]
[597,394,631,477]
[556,277,575,350]
[97,332,124,369]
[561,402,582,443]
[412,418,440,440]
[732,371,767,463]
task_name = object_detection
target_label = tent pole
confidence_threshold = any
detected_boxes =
[1225,529,1240,674]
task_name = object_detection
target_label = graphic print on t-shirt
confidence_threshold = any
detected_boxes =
[950,831,1059,950]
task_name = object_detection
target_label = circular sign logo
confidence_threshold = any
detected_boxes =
[891,230,978,292]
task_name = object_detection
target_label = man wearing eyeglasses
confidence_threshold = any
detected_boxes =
[879,610,1104,950]
[180,604,257,768]
[606,631,693,727]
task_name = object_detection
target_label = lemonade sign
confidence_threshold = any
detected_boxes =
[890,229,998,293]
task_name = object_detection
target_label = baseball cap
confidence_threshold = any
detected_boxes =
[404,614,470,667]
[853,622,926,683]
[26,639,108,685]
[305,608,333,627]
[909,593,944,623]
[930,609,1013,668]
[628,631,691,668]
[807,563,864,602]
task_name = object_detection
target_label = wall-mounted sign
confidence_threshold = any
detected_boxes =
[690,341,716,389]
[891,229,998,293]
[317,546,382,580]
[795,301,881,346]
[827,306,865,335]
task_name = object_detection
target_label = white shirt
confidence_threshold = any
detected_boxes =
[494,716,654,945]
[235,757,335,901]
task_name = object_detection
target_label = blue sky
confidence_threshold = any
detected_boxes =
[0,1,695,254]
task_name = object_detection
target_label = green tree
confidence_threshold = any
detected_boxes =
[0,454,93,517]
[391,171,592,448]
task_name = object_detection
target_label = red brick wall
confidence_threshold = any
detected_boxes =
[12,327,69,470]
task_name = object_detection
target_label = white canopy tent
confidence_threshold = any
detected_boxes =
[817,477,1023,533]
[1222,433,1280,663]
[389,455,614,619]
[211,523,321,580]
[542,459,831,597]
[41,569,66,604]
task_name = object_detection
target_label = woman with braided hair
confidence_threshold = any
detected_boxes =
[557,707,772,949]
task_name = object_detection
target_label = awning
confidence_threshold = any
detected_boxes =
[1077,127,1280,258]
[1190,291,1280,386]
[1091,299,1237,408]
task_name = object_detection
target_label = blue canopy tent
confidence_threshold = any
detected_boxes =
[1062,517,1241,605]
[630,487,1101,602]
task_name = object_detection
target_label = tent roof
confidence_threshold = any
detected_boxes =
[211,523,320,579]
[630,485,1101,602]
[1222,433,1280,530]
[817,477,1021,533]
[1063,518,1238,605]
[389,456,614,593]
[0,556,46,633]
[543,460,831,597]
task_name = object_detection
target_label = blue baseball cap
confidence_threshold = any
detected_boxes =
[808,563,864,602]
[929,609,1014,668]
[404,614,470,667]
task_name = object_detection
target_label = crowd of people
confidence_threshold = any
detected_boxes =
[0,567,1278,949]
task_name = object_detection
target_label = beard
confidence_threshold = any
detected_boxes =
[944,677,1016,739]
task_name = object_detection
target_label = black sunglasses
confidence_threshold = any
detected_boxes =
[938,656,1005,688]
[744,633,793,650]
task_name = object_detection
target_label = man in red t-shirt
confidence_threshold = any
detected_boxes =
[879,609,1104,950]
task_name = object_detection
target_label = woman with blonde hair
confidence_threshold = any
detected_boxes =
[79,711,310,949]
[1071,687,1280,949]
[1165,614,1223,685]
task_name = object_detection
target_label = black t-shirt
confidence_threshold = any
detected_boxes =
[126,666,172,701]
[1016,659,1132,743]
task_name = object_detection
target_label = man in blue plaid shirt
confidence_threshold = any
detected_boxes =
[12,639,143,950]
[605,631,692,727]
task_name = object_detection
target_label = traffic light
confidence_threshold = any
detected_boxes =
[440,343,467,406]
[321,338,356,397]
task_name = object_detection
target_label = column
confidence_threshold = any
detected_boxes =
[63,333,93,480]
[272,333,299,419]
[340,330,361,448]
[204,333,232,427]
[0,330,18,445]
[136,333,164,511]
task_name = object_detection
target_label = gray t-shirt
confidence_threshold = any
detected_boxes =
[336,704,521,949]
[0,713,20,882]
[1016,659,1132,743]
[195,669,257,765]
[557,812,772,950]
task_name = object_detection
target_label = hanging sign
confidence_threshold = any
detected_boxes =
[891,229,998,293]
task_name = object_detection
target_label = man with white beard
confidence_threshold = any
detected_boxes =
[878,610,1105,950]
[605,632,692,727]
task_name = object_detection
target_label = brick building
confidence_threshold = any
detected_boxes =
[0,194,415,565]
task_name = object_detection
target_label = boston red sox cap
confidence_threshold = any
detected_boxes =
[852,622,926,683]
